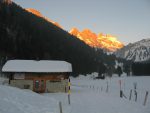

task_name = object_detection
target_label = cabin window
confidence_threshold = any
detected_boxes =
[35,80,40,89]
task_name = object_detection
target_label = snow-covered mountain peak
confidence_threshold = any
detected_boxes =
[115,38,150,62]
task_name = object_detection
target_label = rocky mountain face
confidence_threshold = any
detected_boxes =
[115,39,150,62]
[26,9,124,52]
[70,28,124,52]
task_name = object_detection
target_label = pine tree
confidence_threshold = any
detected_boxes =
[117,66,122,77]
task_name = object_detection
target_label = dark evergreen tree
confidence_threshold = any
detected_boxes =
[132,62,150,76]
[117,66,122,77]
[97,62,106,79]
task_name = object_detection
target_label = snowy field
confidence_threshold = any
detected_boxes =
[0,74,150,113]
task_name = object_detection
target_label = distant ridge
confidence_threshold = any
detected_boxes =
[115,38,150,62]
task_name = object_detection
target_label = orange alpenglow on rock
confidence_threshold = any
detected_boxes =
[70,28,99,47]
[26,8,63,29]
[70,27,80,36]
[26,8,42,17]
[97,33,124,51]
[79,29,99,47]
[26,8,124,51]
[70,28,124,51]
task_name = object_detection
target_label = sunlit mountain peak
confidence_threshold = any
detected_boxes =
[70,28,124,51]
[70,28,80,36]
[80,29,99,47]
[26,8,63,28]
[97,33,124,51]
[25,8,124,52]
[26,8,42,17]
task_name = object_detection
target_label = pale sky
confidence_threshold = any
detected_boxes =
[13,0,150,45]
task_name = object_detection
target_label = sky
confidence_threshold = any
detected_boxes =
[12,0,150,45]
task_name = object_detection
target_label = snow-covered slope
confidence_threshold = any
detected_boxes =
[115,39,150,62]
[0,85,58,113]
[0,75,150,113]
[46,75,150,113]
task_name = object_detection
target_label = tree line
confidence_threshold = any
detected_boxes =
[0,1,124,76]
[132,62,150,76]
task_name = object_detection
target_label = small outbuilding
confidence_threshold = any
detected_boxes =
[2,60,72,93]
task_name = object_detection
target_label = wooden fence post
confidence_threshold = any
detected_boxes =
[129,89,132,100]
[135,90,137,102]
[119,80,122,98]
[133,82,137,102]
[106,81,108,93]
[59,101,63,113]
[143,91,149,106]
[120,90,123,98]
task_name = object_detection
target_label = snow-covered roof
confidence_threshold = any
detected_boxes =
[2,60,72,73]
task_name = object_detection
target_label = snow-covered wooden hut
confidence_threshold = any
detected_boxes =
[2,60,72,93]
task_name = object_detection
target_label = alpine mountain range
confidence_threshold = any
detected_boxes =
[115,38,150,62]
